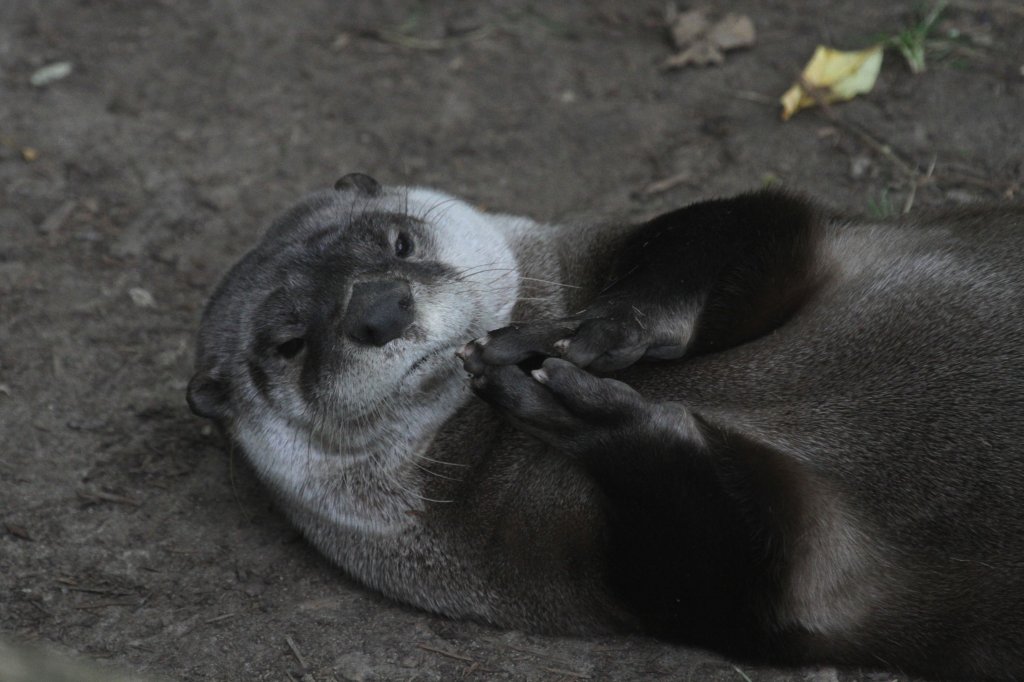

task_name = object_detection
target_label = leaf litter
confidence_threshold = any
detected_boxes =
[663,5,756,69]
[780,45,884,120]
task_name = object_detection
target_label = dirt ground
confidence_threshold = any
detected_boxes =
[1,1,1022,680]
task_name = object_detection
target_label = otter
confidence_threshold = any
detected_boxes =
[187,173,1024,679]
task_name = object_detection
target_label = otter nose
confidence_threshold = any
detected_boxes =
[342,280,415,347]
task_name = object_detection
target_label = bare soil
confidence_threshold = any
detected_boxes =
[1,1,1022,680]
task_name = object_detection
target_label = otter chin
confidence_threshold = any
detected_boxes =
[189,172,1024,680]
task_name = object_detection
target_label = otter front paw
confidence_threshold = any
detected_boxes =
[472,302,689,373]
[459,342,649,450]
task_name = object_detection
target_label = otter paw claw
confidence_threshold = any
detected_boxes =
[465,355,648,449]
[528,358,644,422]
[476,302,687,373]
[473,322,579,367]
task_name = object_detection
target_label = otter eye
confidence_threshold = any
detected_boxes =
[275,338,305,359]
[394,233,413,259]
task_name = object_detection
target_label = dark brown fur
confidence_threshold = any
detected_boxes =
[190,182,1024,679]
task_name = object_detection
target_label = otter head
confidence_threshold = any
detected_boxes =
[187,174,520,463]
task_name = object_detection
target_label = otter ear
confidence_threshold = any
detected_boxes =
[186,369,231,421]
[334,172,382,197]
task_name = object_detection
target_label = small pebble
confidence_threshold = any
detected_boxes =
[129,287,156,308]
[30,61,74,87]
[849,155,871,179]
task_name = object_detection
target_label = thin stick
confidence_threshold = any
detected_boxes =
[798,76,919,181]
[204,612,238,624]
[542,667,589,679]
[416,643,475,662]
[903,155,938,214]
[730,89,775,105]
[73,600,139,610]
[77,490,140,506]
[286,635,311,674]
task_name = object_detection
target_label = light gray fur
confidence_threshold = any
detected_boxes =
[191,186,1024,675]
[193,185,622,630]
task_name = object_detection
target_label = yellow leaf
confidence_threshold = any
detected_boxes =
[780,45,884,120]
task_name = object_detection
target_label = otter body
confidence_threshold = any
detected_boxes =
[189,175,1024,679]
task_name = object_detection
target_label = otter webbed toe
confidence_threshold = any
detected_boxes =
[466,353,657,455]
[475,321,578,367]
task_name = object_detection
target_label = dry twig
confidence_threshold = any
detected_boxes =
[416,643,475,663]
